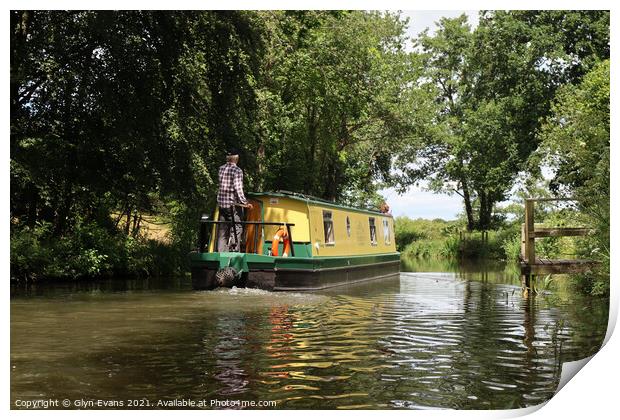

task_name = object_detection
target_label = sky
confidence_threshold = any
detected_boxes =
[379,10,479,220]
[402,10,479,41]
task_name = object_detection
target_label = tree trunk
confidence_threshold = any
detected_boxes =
[55,186,73,235]
[55,69,76,235]
[25,183,38,227]
[461,179,475,231]
[135,214,142,237]
[305,104,318,194]
[125,206,132,235]
[478,190,488,230]
[132,211,139,237]
[478,190,494,230]
[323,156,339,201]
[256,143,265,190]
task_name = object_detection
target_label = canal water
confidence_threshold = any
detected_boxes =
[11,260,608,409]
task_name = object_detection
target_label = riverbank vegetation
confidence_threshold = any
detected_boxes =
[10,11,609,294]
[395,218,518,261]
[395,183,609,296]
[395,208,590,263]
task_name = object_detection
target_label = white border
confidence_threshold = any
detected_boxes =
[4,2,617,419]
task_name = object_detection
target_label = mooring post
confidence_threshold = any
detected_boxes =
[522,200,536,296]
[524,199,536,266]
[521,273,531,297]
[520,223,526,259]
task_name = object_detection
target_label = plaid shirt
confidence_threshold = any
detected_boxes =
[217,163,247,208]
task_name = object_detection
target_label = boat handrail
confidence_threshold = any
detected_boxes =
[199,219,296,256]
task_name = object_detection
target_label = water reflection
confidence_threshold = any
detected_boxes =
[400,258,521,285]
[212,317,251,396]
[11,264,607,409]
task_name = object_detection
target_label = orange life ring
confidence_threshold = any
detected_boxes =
[271,228,291,257]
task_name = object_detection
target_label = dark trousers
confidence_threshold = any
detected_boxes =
[217,207,242,252]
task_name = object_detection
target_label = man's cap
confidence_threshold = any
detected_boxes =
[226,147,240,156]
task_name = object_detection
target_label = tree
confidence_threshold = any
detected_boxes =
[396,11,609,230]
[10,10,421,279]
[251,11,417,205]
[539,60,610,295]
[10,11,263,235]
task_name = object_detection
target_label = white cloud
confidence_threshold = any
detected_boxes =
[380,185,463,220]
[402,10,479,43]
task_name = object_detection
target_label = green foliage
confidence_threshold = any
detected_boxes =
[396,215,524,261]
[402,240,445,259]
[441,236,461,259]
[395,11,610,231]
[11,10,259,236]
[457,229,518,260]
[10,10,610,296]
[501,234,522,262]
[395,217,463,258]
[394,217,456,250]
[539,60,610,296]
[10,220,179,281]
[254,11,416,204]
[164,200,204,272]
[11,10,418,281]
[10,222,55,281]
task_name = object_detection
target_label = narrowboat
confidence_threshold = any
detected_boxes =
[189,191,400,291]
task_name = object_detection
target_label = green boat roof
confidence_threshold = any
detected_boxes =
[248,190,392,217]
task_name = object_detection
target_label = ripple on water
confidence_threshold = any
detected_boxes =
[10,272,607,409]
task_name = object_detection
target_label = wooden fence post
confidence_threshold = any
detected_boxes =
[524,200,536,265]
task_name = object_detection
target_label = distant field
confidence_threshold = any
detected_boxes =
[140,215,172,243]
[111,213,172,243]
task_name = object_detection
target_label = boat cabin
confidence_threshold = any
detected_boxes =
[192,191,400,291]
[201,191,397,258]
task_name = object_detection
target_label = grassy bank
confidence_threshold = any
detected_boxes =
[10,218,188,283]
[395,214,608,296]
[394,217,521,261]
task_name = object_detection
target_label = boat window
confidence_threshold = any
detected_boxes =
[383,219,391,244]
[346,216,351,237]
[323,211,335,244]
[369,217,377,245]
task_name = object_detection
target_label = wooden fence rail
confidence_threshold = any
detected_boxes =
[520,198,596,296]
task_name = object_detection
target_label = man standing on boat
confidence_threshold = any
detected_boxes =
[216,148,252,252]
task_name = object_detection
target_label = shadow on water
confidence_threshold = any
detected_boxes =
[10,259,608,409]
[10,277,194,299]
